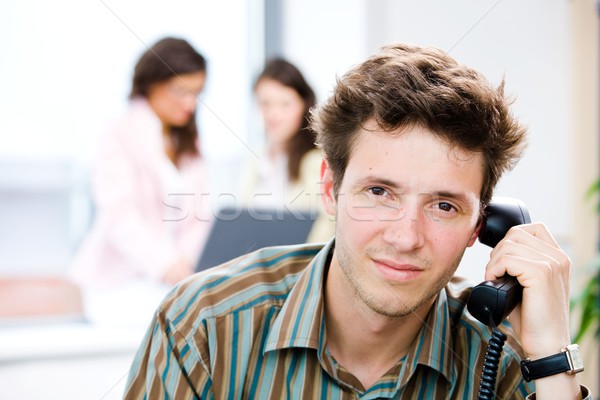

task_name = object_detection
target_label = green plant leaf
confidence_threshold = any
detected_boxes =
[585,179,600,212]
[585,179,599,198]
[572,274,600,343]
[570,178,600,342]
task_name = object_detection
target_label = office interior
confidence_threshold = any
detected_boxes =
[0,0,598,398]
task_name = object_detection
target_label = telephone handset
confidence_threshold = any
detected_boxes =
[467,197,531,326]
[466,197,531,400]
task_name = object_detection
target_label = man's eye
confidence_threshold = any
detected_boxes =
[438,202,455,212]
[368,187,388,196]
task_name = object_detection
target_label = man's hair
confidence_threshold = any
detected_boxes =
[311,43,527,207]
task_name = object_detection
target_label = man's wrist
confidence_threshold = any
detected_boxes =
[520,344,584,382]
[526,384,590,400]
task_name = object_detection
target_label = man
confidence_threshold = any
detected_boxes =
[124,44,590,399]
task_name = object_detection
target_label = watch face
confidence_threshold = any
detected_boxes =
[566,344,585,373]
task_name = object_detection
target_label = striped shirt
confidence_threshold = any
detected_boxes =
[124,239,535,399]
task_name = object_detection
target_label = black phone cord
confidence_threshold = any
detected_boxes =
[477,322,507,400]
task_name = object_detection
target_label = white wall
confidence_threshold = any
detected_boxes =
[280,0,368,107]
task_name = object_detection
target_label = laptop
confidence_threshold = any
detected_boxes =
[195,207,317,272]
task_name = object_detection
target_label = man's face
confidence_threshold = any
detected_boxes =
[322,123,484,318]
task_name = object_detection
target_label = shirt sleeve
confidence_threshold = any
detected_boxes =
[123,308,213,399]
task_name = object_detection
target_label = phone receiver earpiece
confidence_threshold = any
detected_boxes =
[478,197,531,247]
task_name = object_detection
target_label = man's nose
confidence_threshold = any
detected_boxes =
[381,205,425,251]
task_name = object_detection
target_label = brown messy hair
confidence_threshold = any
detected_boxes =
[311,43,526,208]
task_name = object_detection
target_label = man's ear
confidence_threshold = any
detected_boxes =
[467,218,484,247]
[320,159,336,217]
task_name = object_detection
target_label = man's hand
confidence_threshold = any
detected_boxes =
[484,222,582,399]
[484,222,570,358]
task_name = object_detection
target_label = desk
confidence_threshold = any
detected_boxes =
[0,321,147,400]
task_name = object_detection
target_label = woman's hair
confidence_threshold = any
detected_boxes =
[255,58,317,182]
[311,43,527,208]
[130,37,207,161]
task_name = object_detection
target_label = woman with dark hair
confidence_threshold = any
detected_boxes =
[240,58,334,242]
[69,37,212,324]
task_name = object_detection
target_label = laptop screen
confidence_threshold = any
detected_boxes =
[195,207,316,272]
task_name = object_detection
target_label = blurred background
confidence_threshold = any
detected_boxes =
[0,0,598,398]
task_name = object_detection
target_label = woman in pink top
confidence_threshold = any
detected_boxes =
[70,38,212,324]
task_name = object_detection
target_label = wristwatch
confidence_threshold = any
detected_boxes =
[520,344,585,382]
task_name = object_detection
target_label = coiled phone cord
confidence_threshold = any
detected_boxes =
[477,318,507,400]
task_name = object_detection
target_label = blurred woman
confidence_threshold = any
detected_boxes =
[240,58,334,242]
[69,37,212,324]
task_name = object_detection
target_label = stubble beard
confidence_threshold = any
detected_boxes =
[336,240,458,319]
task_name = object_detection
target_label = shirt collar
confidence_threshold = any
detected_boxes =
[397,288,455,388]
[264,239,333,352]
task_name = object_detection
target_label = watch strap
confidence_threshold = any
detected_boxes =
[520,352,570,382]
